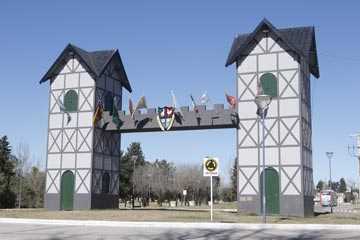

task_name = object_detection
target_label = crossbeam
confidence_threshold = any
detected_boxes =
[102,104,239,133]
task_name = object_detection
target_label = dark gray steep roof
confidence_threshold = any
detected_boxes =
[40,44,132,92]
[226,19,319,78]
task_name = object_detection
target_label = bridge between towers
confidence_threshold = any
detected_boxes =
[102,104,239,133]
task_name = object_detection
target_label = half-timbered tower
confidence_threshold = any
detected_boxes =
[226,19,319,217]
[40,44,132,210]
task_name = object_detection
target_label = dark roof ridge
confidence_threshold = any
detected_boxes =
[40,43,132,92]
[225,19,319,78]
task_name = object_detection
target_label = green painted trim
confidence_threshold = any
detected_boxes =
[60,170,74,210]
[260,73,278,97]
[260,167,280,214]
[64,90,78,112]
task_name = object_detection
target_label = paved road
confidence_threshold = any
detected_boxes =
[0,222,360,240]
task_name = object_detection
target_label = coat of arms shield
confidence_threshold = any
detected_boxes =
[156,106,175,131]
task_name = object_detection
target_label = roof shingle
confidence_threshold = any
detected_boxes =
[40,44,132,92]
[226,19,319,78]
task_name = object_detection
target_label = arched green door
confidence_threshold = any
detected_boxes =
[260,167,280,214]
[61,171,74,210]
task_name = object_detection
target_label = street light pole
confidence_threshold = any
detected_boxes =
[255,94,271,224]
[261,114,266,223]
[326,151,334,213]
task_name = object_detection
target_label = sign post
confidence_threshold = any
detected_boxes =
[203,157,219,222]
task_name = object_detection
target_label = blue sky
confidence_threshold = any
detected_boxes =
[1,1,360,186]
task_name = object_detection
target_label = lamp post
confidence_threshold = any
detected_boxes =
[255,94,271,224]
[131,155,138,209]
[326,151,334,213]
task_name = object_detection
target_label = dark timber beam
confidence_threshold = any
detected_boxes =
[102,104,239,133]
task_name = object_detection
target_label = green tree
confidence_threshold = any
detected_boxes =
[0,136,16,208]
[19,167,45,208]
[220,187,234,202]
[230,157,237,201]
[329,180,339,192]
[339,178,347,193]
[119,142,146,205]
[316,180,324,191]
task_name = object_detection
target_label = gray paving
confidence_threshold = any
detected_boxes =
[0,223,360,240]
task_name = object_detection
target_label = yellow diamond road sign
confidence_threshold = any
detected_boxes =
[203,157,219,177]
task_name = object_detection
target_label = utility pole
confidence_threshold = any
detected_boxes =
[348,133,360,202]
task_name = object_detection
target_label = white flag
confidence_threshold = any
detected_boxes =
[199,91,209,105]
[131,96,147,119]
[57,96,71,125]
[171,90,183,117]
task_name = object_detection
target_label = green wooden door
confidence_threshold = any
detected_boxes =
[61,171,74,211]
[260,168,280,214]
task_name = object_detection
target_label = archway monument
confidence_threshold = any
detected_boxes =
[41,19,319,217]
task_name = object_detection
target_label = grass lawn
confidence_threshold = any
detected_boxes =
[1,208,360,224]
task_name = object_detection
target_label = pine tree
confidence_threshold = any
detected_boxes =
[316,180,324,191]
[0,136,16,208]
[339,178,347,193]
[119,142,146,205]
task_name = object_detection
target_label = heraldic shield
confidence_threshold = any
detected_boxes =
[157,106,175,131]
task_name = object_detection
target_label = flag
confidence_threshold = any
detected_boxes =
[102,121,110,130]
[171,90,183,118]
[256,107,268,118]
[112,97,122,129]
[93,101,103,126]
[129,98,134,116]
[57,97,71,125]
[199,91,210,105]
[136,96,147,110]
[225,93,237,109]
[190,94,198,112]
[131,96,147,118]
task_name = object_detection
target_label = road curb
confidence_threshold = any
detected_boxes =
[0,218,360,230]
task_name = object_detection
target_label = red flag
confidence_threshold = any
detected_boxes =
[93,101,103,126]
[129,98,134,116]
[225,93,236,109]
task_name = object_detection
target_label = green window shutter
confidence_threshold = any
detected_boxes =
[260,73,278,97]
[64,90,78,112]
[102,173,110,194]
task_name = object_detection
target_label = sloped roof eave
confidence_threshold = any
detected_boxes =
[40,44,132,92]
[225,19,319,78]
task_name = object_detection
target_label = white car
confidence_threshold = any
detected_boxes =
[320,190,337,207]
